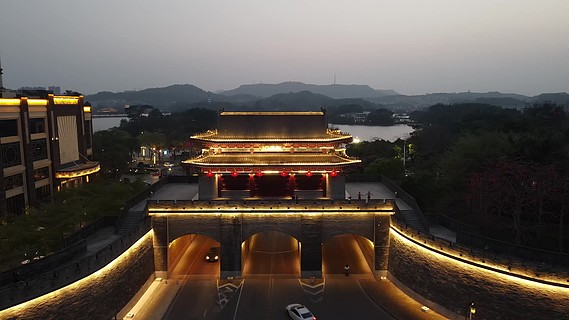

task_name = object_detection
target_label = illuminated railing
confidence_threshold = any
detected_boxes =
[148,199,395,215]
[55,163,100,179]
[391,219,569,288]
[0,219,151,311]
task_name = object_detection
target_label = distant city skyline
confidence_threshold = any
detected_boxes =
[1,0,568,96]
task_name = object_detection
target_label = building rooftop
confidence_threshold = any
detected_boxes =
[184,153,360,168]
[190,111,352,143]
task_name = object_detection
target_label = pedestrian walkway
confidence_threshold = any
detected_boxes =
[346,182,413,210]
[359,278,449,320]
[120,278,181,320]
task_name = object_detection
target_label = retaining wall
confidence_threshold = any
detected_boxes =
[388,221,569,319]
[0,231,155,320]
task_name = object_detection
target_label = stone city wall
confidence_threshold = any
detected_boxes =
[388,222,569,320]
[0,231,155,320]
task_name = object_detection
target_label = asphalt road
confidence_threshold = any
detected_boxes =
[162,232,393,320]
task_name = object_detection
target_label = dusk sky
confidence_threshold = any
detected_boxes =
[1,0,568,96]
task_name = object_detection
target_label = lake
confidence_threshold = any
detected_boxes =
[92,117,128,132]
[93,117,414,142]
[331,124,414,142]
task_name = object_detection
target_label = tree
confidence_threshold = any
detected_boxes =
[93,129,134,178]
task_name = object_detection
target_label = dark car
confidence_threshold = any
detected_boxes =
[205,247,220,262]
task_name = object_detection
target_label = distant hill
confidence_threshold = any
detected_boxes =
[531,92,569,105]
[85,83,567,113]
[219,81,398,99]
[240,91,379,111]
[86,84,257,111]
[366,91,532,110]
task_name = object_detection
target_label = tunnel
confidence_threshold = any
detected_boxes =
[168,234,221,277]
[241,230,300,276]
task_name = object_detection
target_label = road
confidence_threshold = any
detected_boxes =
[161,232,394,320]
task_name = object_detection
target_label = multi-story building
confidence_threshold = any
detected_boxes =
[184,110,361,199]
[0,93,99,216]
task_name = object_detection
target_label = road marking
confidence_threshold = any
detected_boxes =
[232,280,245,320]
[298,279,326,303]
[203,309,207,318]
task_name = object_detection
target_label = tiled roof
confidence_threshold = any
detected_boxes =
[184,153,360,167]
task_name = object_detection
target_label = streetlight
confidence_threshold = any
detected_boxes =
[467,300,476,319]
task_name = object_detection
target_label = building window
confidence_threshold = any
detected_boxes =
[29,118,46,134]
[31,139,48,161]
[35,185,51,201]
[1,142,22,168]
[6,193,25,216]
[0,119,19,138]
[34,167,50,181]
[2,173,24,191]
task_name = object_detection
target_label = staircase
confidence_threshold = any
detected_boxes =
[115,207,146,236]
[397,208,429,234]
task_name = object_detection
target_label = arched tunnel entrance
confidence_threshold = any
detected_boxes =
[168,234,220,277]
[242,230,300,276]
[322,234,374,275]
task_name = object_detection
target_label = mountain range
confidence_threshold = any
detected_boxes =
[85,82,569,112]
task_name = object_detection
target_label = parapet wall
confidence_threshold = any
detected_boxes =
[0,231,155,320]
[388,222,569,319]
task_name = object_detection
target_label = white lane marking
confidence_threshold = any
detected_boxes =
[203,309,207,318]
[232,280,245,320]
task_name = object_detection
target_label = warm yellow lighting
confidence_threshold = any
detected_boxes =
[148,201,394,215]
[390,226,569,290]
[83,106,91,113]
[53,97,80,105]
[260,146,283,152]
[28,99,48,106]
[0,99,21,106]
[0,231,153,318]
[353,137,361,143]
[55,164,100,179]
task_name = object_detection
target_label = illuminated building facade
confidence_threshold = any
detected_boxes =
[0,93,99,216]
[184,111,361,199]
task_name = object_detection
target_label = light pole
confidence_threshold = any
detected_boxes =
[467,300,476,319]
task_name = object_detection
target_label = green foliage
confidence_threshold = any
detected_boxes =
[0,179,145,271]
[365,108,394,125]
[403,102,569,250]
[93,129,137,177]
[364,158,404,181]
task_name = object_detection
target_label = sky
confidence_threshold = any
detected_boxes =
[1,0,568,96]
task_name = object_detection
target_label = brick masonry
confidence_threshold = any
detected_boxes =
[388,233,569,319]
[0,233,155,320]
[150,208,393,278]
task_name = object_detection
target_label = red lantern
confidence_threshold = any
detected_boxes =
[280,171,288,177]
[206,171,214,178]
[256,171,263,177]
[231,171,238,177]
[306,171,312,177]
[330,170,338,177]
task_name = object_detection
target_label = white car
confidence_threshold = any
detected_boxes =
[285,303,316,320]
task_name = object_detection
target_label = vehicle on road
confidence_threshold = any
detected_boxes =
[285,303,316,320]
[163,161,174,167]
[205,246,220,262]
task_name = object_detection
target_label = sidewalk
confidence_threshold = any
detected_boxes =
[359,278,449,320]
[120,277,181,320]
